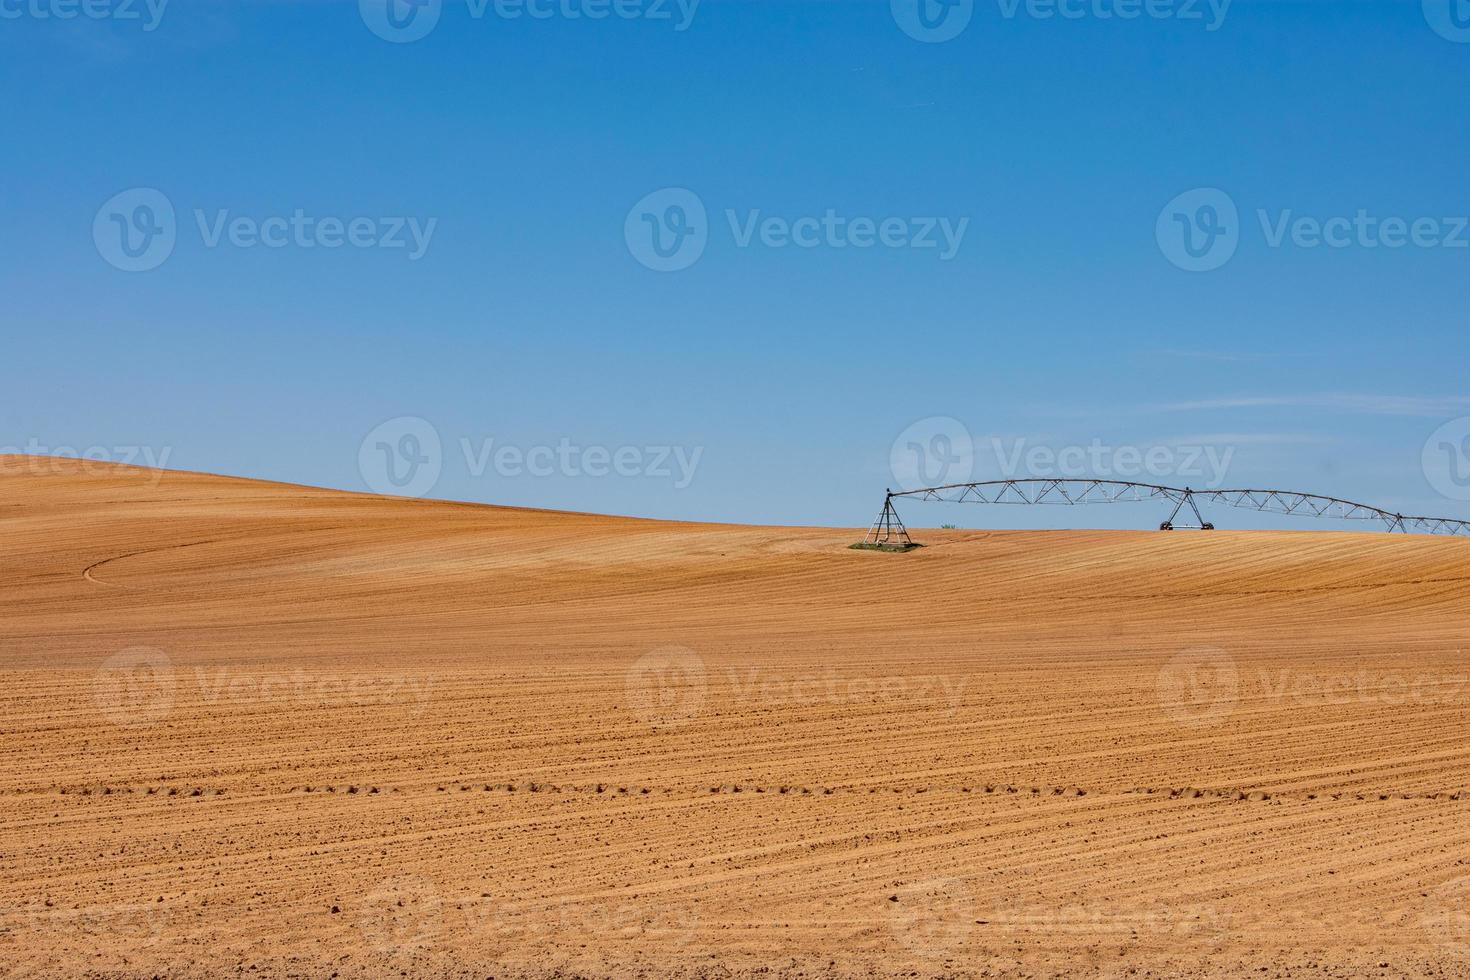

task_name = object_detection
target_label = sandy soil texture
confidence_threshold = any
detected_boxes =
[3,457,1470,978]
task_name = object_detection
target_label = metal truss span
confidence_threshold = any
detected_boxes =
[861,479,1470,547]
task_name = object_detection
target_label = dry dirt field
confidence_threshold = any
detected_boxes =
[3,457,1470,978]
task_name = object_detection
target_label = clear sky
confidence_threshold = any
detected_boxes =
[4,0,1468,531]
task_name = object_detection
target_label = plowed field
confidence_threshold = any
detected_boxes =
[3,457,1470,978]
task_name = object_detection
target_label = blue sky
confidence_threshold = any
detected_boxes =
[4,0,1469,530]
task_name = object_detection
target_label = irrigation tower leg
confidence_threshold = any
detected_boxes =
[1160,489,1215,531]
[863,492,913,548]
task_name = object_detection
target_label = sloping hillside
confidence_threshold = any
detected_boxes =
[3,458,1470,978]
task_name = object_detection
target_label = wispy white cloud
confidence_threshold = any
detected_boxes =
[1152,349,1309,363]
[1154,394,1470,417]
[1165,432,1336,446]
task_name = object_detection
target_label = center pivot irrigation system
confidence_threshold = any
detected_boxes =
[861,479,1470,549]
